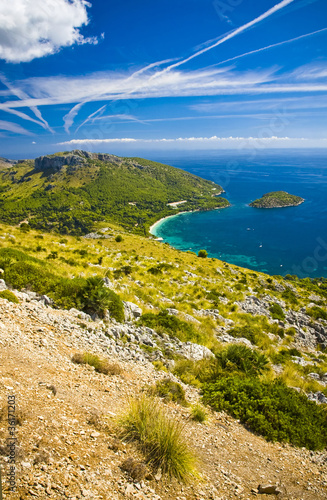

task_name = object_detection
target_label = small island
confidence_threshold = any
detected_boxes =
[249,191,304,208]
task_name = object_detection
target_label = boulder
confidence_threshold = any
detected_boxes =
[0,279,7,291]
[123,301,143,321]
[176,342,214,361]
[258,484,282,495]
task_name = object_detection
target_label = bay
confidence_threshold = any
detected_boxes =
[146,149,327,278]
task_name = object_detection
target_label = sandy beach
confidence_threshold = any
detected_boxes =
[149,211,189,236]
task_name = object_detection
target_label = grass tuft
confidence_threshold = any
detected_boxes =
[119,395,197,481]
[72,352,123,375]
[190,404,207,423]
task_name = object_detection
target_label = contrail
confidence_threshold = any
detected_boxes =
[0,74,54,133]
[75,104,107,133]
[215,27,327,66]
[152,0,297,77]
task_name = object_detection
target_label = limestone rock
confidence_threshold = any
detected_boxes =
[123,301,143,321]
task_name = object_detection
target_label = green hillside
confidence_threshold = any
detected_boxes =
[0,150,229,235]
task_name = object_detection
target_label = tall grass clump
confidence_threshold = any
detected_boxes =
[119,395,197,481]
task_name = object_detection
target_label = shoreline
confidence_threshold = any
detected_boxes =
[149,204,230,237]
[149,211,190,236]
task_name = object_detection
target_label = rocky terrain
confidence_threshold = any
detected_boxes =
[0,285,327,499]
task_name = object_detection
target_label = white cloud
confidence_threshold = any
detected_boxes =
[292,63,327,80]
[0,120,33,135]
[0,0,97,63]
[58,136,308,145]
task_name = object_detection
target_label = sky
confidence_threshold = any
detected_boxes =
[0,0,326,158]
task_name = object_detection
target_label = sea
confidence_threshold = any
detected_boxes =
[145,149,327,279]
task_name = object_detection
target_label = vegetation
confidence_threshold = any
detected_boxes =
[151,379,188,406]
[72,352,122,375]
[0,221,326,453]
[0,248,124,321]
[119,395,197,481]
[0,151,229,235]
[202,376,327,450]
[0,289,19,303]
[269,303,285,321]
[250,191,304,208]
[140,309,202,343]
[190,404,207,423]
[197,249,208,258]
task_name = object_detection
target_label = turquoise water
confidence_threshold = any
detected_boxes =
[147,149,327,278]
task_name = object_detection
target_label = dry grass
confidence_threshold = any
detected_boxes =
[119,395,198,482]
[71,352,123,376]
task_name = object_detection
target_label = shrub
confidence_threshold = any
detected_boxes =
[52,276,124,320]
[4,261,55,294]
[115,235,123,242]
[152,360,168,372]
[307,306,327,321]
[228,325,259,345]
[140,310,199,343]
[0,290,19,304]
[190,404,207,423]
[269,303,285,321]
[152,379,188,406]
[202,376,327,450]
[198,249,208,258]
[72,352,122,375]
[216,344,269,377]
[119,395,197,481]
[270,348,302,364]
[282,288,298,305]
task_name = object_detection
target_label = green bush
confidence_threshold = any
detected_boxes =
[140,310,200,343]
[307,306,327,321]
[216,344,269,377]
[115,235,123,242]
[152,378,188,406]
[198,249,208,258]
[228,325,260,345]
[281,288,298,305]
[119,395,197,481]
[269,303,285,321]
[270,348,302,365]
[0,290,19,304]
[4,261,55,294]
[202,376,327,450]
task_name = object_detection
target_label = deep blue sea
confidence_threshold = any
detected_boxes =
[146,149,327,278]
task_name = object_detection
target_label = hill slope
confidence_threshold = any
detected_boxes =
[0,150,229,235]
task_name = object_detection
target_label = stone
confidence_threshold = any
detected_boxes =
[123,301,143,321]
[258,484,282,495]
[0,279,7,291]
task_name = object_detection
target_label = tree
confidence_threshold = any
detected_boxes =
[198,249,208,258]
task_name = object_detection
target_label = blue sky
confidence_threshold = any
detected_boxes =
[0,0,326,158]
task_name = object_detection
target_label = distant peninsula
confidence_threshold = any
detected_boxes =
[250,191,304,208]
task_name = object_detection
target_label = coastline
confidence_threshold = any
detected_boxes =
[149,211,190,236]
[249,199,305,209]
[149,204,230,237]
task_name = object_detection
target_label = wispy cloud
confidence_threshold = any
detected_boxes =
[5,65,327,114]
[63,101,86,134]
[213,28,327,67]
[0,120,33,135]
[151,0,297,76]
[0,74,54,132]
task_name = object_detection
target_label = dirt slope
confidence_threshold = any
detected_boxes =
[0,297,326,500]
